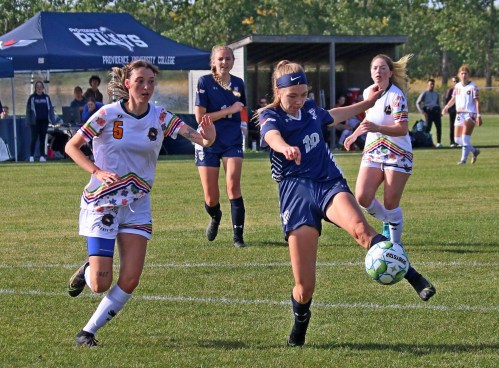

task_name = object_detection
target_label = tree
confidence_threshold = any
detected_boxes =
[433,0,498,87]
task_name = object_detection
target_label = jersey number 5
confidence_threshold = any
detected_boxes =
[113,121,124,139]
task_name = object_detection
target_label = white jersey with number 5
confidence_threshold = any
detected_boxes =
[77,100,184,212]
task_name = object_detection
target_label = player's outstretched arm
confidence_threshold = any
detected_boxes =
[178,114,216,147]
[264,130,301,165]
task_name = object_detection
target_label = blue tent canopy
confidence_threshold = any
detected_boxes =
[0,56,13,78]
[0,12,210,71]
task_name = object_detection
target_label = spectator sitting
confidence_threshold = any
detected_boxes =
[83,75,104,103]
[337,114,366,150]
[82,96,104,123]
[70,86,87,119]
[1,105,9,119]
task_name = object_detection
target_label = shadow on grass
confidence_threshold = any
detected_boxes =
[197,340,248,349]
[242,240,288,247]
[310,341,499,356]
[189,339,499,355]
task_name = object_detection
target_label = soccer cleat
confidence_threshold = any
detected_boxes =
[39,156,46,162]
[457,160,466,165]
[382,222,390,240]
[75,330,98,347]
[471,148,480,164]
[411,275,436,301]
[233,238,246,248]
[68,260,89,297]
[206,212,222,241]
[435,143,443,148]
[29,156,34,162]
[206,218,220,241]
[287,311,311,347]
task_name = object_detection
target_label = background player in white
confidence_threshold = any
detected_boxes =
[258,60,435,347]
[345,54,413,246]
[65,60,215,347]
[442,65,482,164]
[195,45,248,248]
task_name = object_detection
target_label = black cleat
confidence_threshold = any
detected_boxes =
[75,330,98,347]
[287,311,311,347]
[412,275,436,301]
[233,238,246,248]
[68,260,89,297]
[206,213,222,241]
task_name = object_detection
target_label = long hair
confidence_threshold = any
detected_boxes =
[371,54,412,93]
[210,45,235,92]
[107,60,160,102]
[253,60,305,120]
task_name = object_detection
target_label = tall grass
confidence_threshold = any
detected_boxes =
[0,116,497,367]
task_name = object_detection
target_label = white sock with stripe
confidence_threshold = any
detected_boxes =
[82,284,132,335]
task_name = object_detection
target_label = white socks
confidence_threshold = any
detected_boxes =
[83,284,132,335]
[84,265,92,290]
[364,199,403,243]
[385,207,403,244]
[461,135,475,162]
[363,198,388,222]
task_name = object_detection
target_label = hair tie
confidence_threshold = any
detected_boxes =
[276,71,307,89]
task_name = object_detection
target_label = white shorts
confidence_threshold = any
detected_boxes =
[455,112,477,127]
[79,195,153,240]
[360,160,412,175]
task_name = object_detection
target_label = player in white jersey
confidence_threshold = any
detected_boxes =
[344,54,413,245]
[442,65,482,164]
[64,60,215,347]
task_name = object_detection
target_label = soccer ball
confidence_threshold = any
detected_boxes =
[365,241,409,285]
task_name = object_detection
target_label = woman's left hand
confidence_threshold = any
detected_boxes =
[476,116,482,127]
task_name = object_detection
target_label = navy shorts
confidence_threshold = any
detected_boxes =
[278,176,352,240]
[194,144,243,167]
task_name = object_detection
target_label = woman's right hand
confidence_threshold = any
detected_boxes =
[343,135,356,151]
[282,146,301,165]
[93,168,120,186]
[230,101,245,114]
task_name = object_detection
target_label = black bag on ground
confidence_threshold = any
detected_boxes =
[410,120,433,147]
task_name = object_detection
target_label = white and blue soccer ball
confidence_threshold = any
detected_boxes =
[365,241,409,285]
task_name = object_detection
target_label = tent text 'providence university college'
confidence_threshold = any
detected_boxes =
[0,11,210,72]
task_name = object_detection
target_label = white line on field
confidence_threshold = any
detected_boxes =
[0,261,498,269]
[0,289,498,312]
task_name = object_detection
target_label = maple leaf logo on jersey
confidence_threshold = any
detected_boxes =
[148,127,158,141]
[0,39,37,50]
[159,111,166,123]
[96,117,106,126]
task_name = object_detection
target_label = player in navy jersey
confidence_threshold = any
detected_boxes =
[258,60,436,347]
[195,45,247,248]
[65,60,215,347]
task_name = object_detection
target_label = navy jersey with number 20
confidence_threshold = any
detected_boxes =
[259,99,344,182]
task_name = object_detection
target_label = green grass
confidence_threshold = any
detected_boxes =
[0,116,498,367]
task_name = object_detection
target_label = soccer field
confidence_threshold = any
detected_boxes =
[0,116,498,367]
